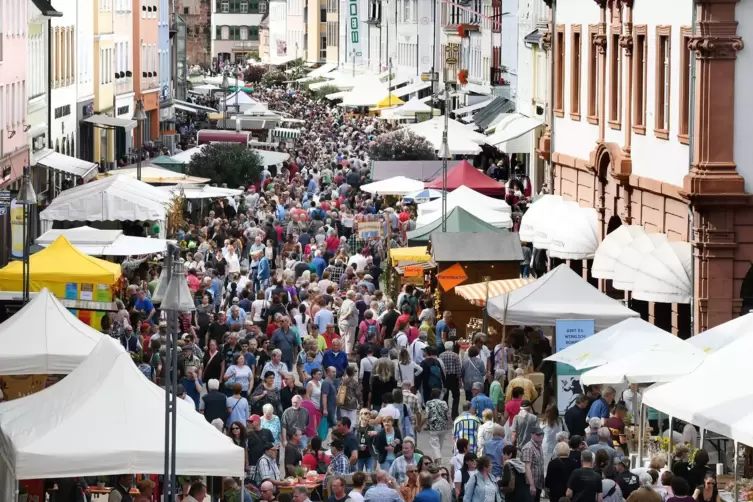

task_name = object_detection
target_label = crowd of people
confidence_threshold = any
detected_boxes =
[54,69,714,502]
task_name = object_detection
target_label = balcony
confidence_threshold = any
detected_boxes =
[141,73,159,90]
[115,73,133,95]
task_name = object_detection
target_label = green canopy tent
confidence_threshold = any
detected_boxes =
[228,86,255,93]
[150,155,186,173]
[406,206,505,245]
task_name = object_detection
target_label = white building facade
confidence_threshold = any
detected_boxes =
[76,0,96,159]
[211,0,267,66]
[50,6,78,158]
[27,2,55,167]
[285,0,304,61]
[267,0,288,64]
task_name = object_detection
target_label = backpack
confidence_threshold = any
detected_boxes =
[315,452,328,475]
[366,320,378,341]
[427,360,444,390]
[399,295,415,317]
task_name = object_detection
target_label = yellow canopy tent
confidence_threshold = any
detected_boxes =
[0,236,122,292]
[370,95,405,111]
[390,246,431,267]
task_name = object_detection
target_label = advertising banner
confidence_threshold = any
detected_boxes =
[555,319,595,414]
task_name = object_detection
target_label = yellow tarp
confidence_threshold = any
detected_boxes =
[372,95,405,110]
[0,236,122,291]
[390,246,431,267]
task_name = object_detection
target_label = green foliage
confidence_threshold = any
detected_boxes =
[261,70,286,87]
[187,143,263,187]
[312,84,341,100]
[244,65,267,83]
[368,129,438,161]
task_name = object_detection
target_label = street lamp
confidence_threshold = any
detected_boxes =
[158,243,196,502]
[222,71,230,128]
[17,165,36,305]
[131,99,147,181]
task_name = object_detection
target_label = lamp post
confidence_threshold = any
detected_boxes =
[17,165,36,305]
[481,275,491,332]
[153,243,195,502]
[131,99,147,181]
[222,70,230,129]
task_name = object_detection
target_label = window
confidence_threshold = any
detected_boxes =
[258,1,266,13]
[240,1,247,11]
[554,25,564,117]
[587,25,599,124]
[221,1,229,12]
[633,26,647,135]
[655,26,671,139]
[608,27,621,129]
[320,34,327,59]
[320,8,326,22]
[679,26,692,144]
[183,6,189,13]
[403,0,410,23]
[221,25,229,39]
[249,26,259,40]
[570,25,582,120]
[240,26,248,39]
[141,0,146,17]
[216,26,222,39]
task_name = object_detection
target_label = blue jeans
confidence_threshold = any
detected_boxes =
[381,460,393,471]
[357,458,375,472]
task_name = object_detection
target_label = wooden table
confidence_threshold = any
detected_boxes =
[278,475,325,495]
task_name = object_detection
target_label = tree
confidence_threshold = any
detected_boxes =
[368,129,438,161]
[186,143,263,187]
[261,70,286,87]
[312,84,340,100]
[244,65,267,83]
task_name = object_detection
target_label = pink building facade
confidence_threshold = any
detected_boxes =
[1,0,30,187]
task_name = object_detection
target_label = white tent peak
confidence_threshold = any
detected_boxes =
[418,185,510,215]
[0,337,244,480]
[398,98,433,115]
[486,264,639,330]
[687,312,753,355]
[360,176,425,196]
[0,288,103,375]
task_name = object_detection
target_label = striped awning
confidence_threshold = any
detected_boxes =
[455,278,535,306]
[271,127,301,139]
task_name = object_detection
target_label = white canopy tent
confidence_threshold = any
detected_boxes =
[0,288,103,375]
[544,317,696,371]
[486,264,639,330]
[39,175,171,237]
[417,185,510,216]
[158,185,244,200]
[360,176,425,196]
[397,98,433,116]
[338,74,389,107]
[192,83,220,94]
[642,331,753,446]
[36,227,168,256]
[613,232,669,290]
[254,149,291,166]
[107,165,210,184]
[547,205,599,260]
[0,338,244,499]
[485,113,544,152]
[686,313,753,354]
[300,62,336,80]
[415,200,513,229]
[171,146,203,164]
[632,241,693,304]
[401,116,489,155]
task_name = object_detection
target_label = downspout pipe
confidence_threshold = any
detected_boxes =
[688,0,697,336]
[548,0,556,192]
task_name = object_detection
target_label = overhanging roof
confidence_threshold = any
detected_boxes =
[84,115,137,130]
[173,99,218,113]
[35,149,98,181]
[473,96,515,130]
[31,0,62,16]
[431,232,523,262]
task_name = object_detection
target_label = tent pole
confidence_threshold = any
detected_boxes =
[170,246,180,501]
[162,249,173,501]
[668,416,673,470]
[638,403,646,468]
[734,440,739,502]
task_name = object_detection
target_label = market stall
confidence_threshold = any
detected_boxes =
[424,159,506,196]
[417,185,510,216]
[486,264,638,330]
[0,288,103,376]
[39,175,170,238]
[0,236,122,329]
[360,176,426,197]
[415,193,513,229]
[406,206,504,245]
[0,338,245,502]
[431,232,524,343]
[36,227,168,256]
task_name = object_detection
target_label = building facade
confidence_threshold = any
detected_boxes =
[1,0,31,187]
[305,0,326,63]
[538,0,753,333]
[268,0,287,64]
[134,0,160,144]
[176,0,211,67]
[28,2,54,169]
[92,0,115,165]
[286,0,304,62]
[114,0,134,144]
[50,8,78,157]
[259,13,269,61]
[158,0,173,136]
[211,0,266,66]
[325,0,337,62]
[76,0,96,160]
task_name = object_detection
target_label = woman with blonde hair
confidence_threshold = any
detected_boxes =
[476,409,496,454]
[369,351,397,409]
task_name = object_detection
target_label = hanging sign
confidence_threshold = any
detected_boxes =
[555,319,595,414]
[437,262,468,291]
[403,265,424,277]
[349,0,363,66]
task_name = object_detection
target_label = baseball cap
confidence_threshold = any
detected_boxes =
[248,414,261,423]
[531,425,544,435]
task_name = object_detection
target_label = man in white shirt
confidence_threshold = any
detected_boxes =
[410,332,428,364]
[395,327,409,350]
[347,249,368,272]
[379,393,402,423]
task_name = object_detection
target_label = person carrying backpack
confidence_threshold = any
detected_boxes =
[398,285,418,323]
[417,345,445,402]
[358,310,381,346]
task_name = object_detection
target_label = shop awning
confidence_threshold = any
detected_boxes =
[390,246,431,267]
[393,81,431,98]
[547,204,599,260]
[454,99,494,116]
[613,232,669,291]
[35,149,98,181]
[485,113,543,152]
[632,241,692,304]
[173,99,218,113]
[83,115,137,130]
[473,97,515,130]
[271,127,301,139]
[253,149,290,166]
[456,278,535,306]
[591,225,647,279]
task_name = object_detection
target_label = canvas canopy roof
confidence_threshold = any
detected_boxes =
[406,206,503,243]
[372,95,405,109]
[159,185,244,200]
[0,288,103,375]
[519,194,564,243]
[0,338,244,488]
[0,236,122,291]
[486,264,639,330]
[107,165,210,184]
[416,201,512,229]
[401,116,488,155]
[36,227,168,256]
[360,176,425,196]
[455,278,535,306]
[339,74,390,107]
[39,175,170,232]
[397,98,433,116]
[642,331,753,446]
[390,246,432,267]
[418,185,510,216]
[425,159,506,196]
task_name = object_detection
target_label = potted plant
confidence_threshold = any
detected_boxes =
[458,69,469,85]
[97,476,107,489]
[295,465,307,481]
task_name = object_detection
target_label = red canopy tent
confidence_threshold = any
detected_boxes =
[425,160,506,196]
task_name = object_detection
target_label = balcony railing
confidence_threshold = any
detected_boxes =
[490,67,510,87]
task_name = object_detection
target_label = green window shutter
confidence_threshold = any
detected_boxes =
[216,26,222,39]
